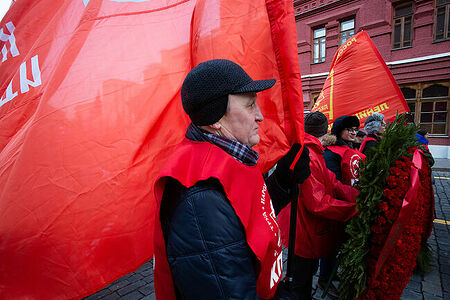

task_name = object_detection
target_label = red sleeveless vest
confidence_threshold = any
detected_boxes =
[359,136,377,153]
[153,139,283,300]
[326,145,365,186]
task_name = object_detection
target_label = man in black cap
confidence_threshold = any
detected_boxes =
[153,59,311,300]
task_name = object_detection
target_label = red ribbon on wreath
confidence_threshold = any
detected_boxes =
[373,149,423,279]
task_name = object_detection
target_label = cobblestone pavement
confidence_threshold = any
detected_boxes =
[86,171,450,300]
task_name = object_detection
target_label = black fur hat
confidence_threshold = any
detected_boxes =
[331,115,360,136]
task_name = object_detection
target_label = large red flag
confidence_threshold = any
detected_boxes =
[312,31,408,128]
[0,0,302,298]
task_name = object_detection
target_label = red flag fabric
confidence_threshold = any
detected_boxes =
[0,0,302,298]
[312,31,408,128]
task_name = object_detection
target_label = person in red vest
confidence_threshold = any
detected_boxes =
[277,111,358,300]
[153,59,311,300]
[359,112,386,156]
[323,115,365,185]
[321,115,365,298]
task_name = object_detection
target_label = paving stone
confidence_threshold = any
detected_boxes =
[137,263,151,272]
[423,291,443,300]
[130,272,144,280]
[138,284,154,296]
[84,288,113,300]
[442,274,450,292]
[117,281,146,296]
[405,279,422,292]
[141,293,156,300]
[312,275,318,287]
[141,269,152,277]
[142,276,154,284]
[423,281,443,297]
[440,250,450,257]
[424,269,441,282]
[430,259,440,267]
[118,273,133,280]
[441,257,450,266]
[119,291,144,300]
[438,225,448,232]
[401,289,422,300]
[435,233,449,240]
[435,229,449,235]
[438,241,450,249]
[410,273,422,282]
[441,265,450,275]
[99,292,120,300]
[107,279,131,292]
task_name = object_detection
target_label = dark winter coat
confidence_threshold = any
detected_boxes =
[277,133,358,259]
[360,133,379,156]
[322,134,355,182]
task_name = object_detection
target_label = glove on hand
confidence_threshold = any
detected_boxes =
[274,143,311,190]
[273,279,294,300]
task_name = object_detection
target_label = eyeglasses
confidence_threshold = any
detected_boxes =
[344,127,358,133]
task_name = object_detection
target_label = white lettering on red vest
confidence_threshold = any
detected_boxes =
[261,183,267,206]
[270,252,283,288]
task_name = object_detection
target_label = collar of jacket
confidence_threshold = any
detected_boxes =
[184,123,258,166]
[304,132,325,152]
[321,132,354,148]
[368,133,380,141]
[337,137,356,149]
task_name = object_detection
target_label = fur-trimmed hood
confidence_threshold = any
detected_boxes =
[321,133,337,147]
[322,132,354,148]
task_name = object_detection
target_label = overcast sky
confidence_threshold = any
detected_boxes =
[0,0,13,22]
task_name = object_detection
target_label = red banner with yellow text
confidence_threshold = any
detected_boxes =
[0,0,302,298]
[312,31,408,128]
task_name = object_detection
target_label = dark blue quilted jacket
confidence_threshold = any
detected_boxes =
[160,174,291,300]
[161,179,260,299]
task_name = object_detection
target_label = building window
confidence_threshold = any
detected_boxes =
[313,27,326,63]
[340,19,355,45]
[435,0,450,41]
[401,87,417,121]
[393,2,413,49]
[311,92,320,109]
[401,82,449,136]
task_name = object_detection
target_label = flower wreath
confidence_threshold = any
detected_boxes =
[338,114,434,300]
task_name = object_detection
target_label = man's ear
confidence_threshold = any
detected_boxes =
[199,122,221,133]
[209,122,221,130]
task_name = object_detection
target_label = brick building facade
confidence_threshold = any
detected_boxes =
[294,0,450,158]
